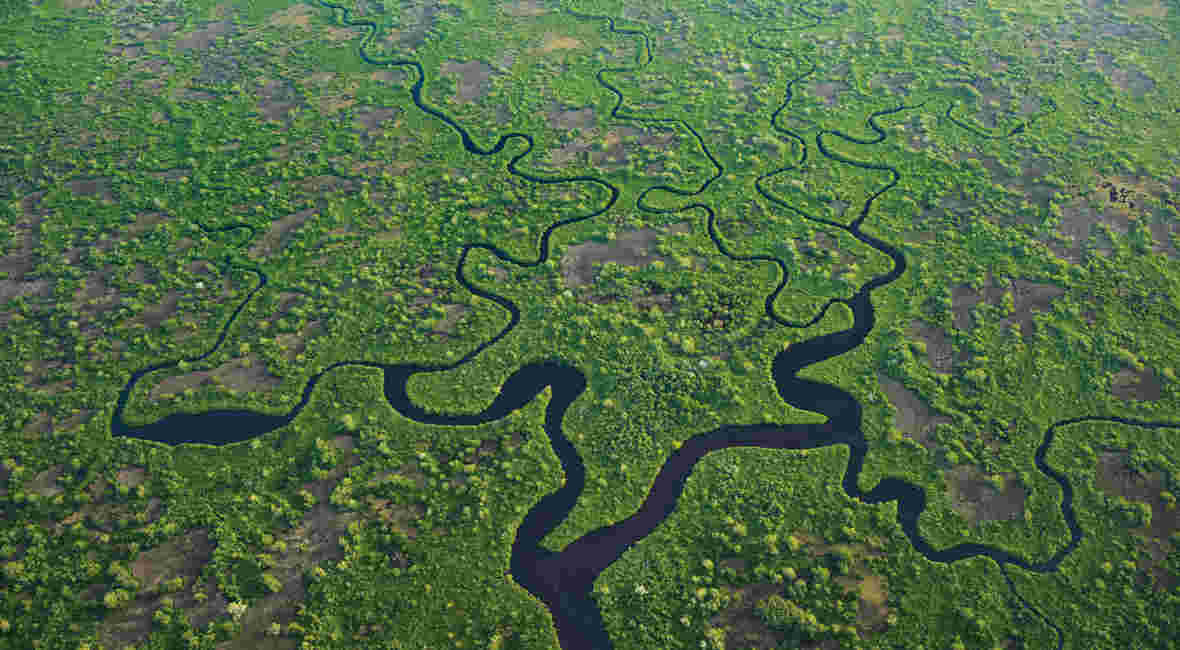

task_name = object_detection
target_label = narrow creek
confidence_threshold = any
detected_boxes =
[106,4,1180,649]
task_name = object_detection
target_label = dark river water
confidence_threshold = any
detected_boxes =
[105,4,1180,649]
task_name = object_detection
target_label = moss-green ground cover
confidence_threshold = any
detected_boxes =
[1,0,1179,647]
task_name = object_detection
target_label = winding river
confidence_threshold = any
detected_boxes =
[105,4,1180,649]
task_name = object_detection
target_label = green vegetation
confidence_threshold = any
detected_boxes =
[2,0,1180,648]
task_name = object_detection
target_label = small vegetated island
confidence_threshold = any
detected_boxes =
[2,0,1180,648]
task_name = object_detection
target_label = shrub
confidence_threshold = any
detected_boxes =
[755,594,823,640]
[227,601,248,621]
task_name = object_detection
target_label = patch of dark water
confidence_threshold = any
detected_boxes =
[104,5,1180,650]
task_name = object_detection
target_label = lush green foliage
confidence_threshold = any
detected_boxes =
[1,0,1179,648]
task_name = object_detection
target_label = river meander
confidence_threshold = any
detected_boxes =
[106,4,1180,649]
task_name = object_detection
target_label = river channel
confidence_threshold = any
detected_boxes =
[106,4,1180,649]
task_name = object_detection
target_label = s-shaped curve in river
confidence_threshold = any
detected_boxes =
[104,3,1180,649]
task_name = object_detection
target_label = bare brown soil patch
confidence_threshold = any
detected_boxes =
[880,26,904,43]
[217,359,285,394]
[254,291,310,331]
[944,465,1027,527]
[0,191,50,321]
[65,176,116,202]
[952,151,1060,227]
[1147,215,1179,258]
[274,320,326,362]
[131,55,175,84]
[149,354,283,398]
[407,286,469,333]
[709,581,785,649]
[791,533,886,563]
[794,230,865,276]
[594,125,679,168]
[296,174,355,197]
[951,277,1006,331]
[26,465,65,498]
[377,0,447,51]
[630,288,678,315]
[176,20,236,52]
[916,190,972,227]
[1091,51,1156,96]
[143,22,181,41]
[1111,366,1163,401]
[871,71,916,96]
[128,529,214,594]
[249,208,319,258]
[712,533,891,643]
[909,320,953,374]
[1019,95,1042,117]
[353,105,400,133]
[129,263,150,286]
[98,528,226,647]
[704,54,766,110]
[21,360,64,389]
[215,440,382,650]
[1083,176,1175,258]
[268,4,316,29]
[821,544,892,638]
[810,80,850,107]
[442,60,496,104]
[228,442,370,650]
[503,0,547,16]
[306,73,359,114]
[55,463,164,537]
[951,274,1065,339]
[53,409,95,436]
[136,289,181,330]
[848,573,889,633]
[1123,0,1169,18]
[73,265,147,329]
[536,33,582,54]
[367,496,425,540]
[306,70,336,86]
[256,79,307,126]
[0,277,52,305]
[148,166,191,182]
[547,134,596,167]
[1090,174,1169,207]
[877,374,951,449]
[116,209,165,240]
[560,226,678,288]
[546,104,596,130]
[561,125,679,170]
[379,462,429,492]
[1053,199,1109,263]
[434,304,468,334]
[1005,278,1066,339]
[1095,451,1179,591]
[321,23,359,42]
[116,467,148,490]
[370,67,410,85]
[347,158,414,179]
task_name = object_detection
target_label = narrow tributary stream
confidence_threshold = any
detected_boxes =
[107,5,1180,649]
